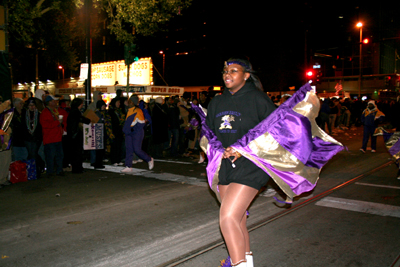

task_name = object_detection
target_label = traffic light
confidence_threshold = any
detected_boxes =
[363,38,369,44]
[124,43,139,66]
[306,70,315,83]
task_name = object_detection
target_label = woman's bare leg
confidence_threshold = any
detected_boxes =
[219,183,258,264]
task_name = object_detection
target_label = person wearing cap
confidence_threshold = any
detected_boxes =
[121,95,154,173]
[40,95,66,177]
[360,100,385,153]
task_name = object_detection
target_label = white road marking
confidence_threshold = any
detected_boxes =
[154,159,194,165]
[355,182,400,190]
[82,162,208,187]
[315,196,400,218]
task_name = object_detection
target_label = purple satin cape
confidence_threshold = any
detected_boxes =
[193,84,344,198]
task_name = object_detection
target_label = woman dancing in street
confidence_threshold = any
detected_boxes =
[206,57,276,266]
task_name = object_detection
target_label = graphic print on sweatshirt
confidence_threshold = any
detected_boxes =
[216,111,241,133]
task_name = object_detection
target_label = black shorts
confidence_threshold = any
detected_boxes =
[218,156,270,190]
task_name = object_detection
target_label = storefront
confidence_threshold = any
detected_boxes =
[55,85,184,105]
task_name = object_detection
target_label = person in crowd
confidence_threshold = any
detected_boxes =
[93,100,113,169]
[67,98,91,173]
[23,97,45,176]
[88,91,103,166]
[11,98,28,161]
[318,98,331,133]
[390,96,400,179]
[184,103,200,158]
[199,91,210,109]
[167,96,180,157]
[0,99,12,189]
[178,92,191,155]
[151,97,169,158]
[34,89,46,112]
[40,95,65,177]
[360,100,385,153]
[121,95,154,173]
[337,97,351,128]
[139,99,152,154]
[206,57,276,266]
[88,91,103,111]
[57,99,70,171]
[108,98,125,166]
[328,98,339,135]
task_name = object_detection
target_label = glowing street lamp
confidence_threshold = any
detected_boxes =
[58,65,64,80]
[357,22,363,98]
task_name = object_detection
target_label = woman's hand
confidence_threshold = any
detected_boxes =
[223,147,241,163]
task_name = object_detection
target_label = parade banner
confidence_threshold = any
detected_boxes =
[83,123,104,150]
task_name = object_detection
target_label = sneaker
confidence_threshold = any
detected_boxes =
[148,158,154,170]
[198,154,205,164]
[112,163,119,166]
[371,150,376,153]
[360,148,366,153]
[132,160,138,164]
[121,167,133,173]
[137,159,143,163]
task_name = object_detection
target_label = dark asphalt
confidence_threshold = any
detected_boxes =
[0,126,399,267]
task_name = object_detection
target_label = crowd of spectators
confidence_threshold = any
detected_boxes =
[2,89,400,187]
[0,89,212,184]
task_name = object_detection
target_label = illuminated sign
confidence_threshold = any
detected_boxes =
[89,58,153,87]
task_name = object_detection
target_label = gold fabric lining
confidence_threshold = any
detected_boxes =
[385,132,400,161]
[202,91,343,200]
[200,135,221,201]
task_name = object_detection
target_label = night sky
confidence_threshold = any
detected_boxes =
[154,1,400,90]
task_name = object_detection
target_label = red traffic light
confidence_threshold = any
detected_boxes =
[363,38,369,44]
[306,70,314,77]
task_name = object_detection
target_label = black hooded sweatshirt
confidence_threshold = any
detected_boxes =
[206,81,276,148]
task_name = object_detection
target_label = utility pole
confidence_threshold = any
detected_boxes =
[84,0,92,109]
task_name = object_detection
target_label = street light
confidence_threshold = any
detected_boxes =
[357,22,363,98]
[159,50,165,78]
[58,65,64,80]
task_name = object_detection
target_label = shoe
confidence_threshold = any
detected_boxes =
[121,167,133,173]
[148,158,154,170]
[246,252,254,267]
[371,150,376,153]
[198,154,205,164]
[360,148,366,153]
[132,160,138,164]
[118,162,124,166]
[112,163,119,166]
[137,159,143,163]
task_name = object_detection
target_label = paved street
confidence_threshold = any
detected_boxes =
[0,126,399,267]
